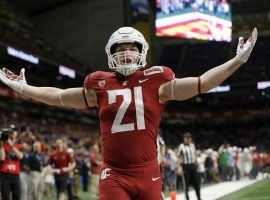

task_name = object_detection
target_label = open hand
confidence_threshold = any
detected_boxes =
[0,68,27,94]
[236,28,258,63]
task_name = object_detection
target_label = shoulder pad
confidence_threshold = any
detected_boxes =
[84,71,114,90]
[89,71,113,79]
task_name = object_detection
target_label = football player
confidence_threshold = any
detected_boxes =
[0,27,257,200]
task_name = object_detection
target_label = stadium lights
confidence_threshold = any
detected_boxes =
[59,65,76,79]
[207,85,230,93]
[7,47,39,64]
[257,81,270,90]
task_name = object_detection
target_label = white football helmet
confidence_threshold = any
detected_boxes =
[105,27,149,76]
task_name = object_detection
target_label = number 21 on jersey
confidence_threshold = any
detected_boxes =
[107,86,145,133]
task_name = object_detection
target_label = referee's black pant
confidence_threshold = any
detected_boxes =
[1,173,20,200]
[182,164,201,200]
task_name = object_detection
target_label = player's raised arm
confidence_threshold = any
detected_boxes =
[159,28,258,103]
[0,68,97,109]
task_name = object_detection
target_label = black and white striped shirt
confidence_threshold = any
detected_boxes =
[177,143,196,165]
[157,135,165,164]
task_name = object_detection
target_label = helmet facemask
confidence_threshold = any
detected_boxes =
[105,27,149,76]
[108,44,146,76]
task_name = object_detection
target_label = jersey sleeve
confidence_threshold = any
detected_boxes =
[68,152,75,163]
[84,71,100,90]
[142,66,175,92]
[15,144,23,150]
[84,71,108,94]
[3,143,9,151]
[143,66,175,84]
[162,66,175,82]
[47,154,53,165]
[177,145,182,157]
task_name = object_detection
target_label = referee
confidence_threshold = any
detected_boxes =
[177,132,201,200]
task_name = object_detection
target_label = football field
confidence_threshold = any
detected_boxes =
[166,178,269,200]
[219,178,270,200]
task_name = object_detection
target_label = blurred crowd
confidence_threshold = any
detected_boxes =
[0,109,270,200]
[157,0,230,16]
[0,110,101,200]
[161,143,270,193]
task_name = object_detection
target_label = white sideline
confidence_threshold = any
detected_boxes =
[165,178,260,200]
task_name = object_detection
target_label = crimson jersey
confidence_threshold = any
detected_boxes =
[48,150,74,172]
[1,143,23,174]
[84,66,174,167]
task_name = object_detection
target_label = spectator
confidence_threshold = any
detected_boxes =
[48,139,75,200]
[0,126,24,200]
[204,149,214,183]
[66,147,76,200]
[241,148,253,178]
[89,143,103,200]
[27,141,46,200]
[81,157,90,192]
[20,142,31,200]
[196,150,206,184]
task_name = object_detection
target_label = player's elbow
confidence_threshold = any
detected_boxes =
[46,93,62,106]
[201,83,212,93]
[200,77,216,93]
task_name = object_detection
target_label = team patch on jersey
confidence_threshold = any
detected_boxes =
[143,66,163,76]
[122,81,128,86]
[98,80,106,88]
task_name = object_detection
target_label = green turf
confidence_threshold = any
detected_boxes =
[218,179,270,200]
[38,179,270,200]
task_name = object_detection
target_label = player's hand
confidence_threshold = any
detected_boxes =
[0,68,27,94]
[62,167,69,173]
[53,169,61,174]
[236,28,258,63]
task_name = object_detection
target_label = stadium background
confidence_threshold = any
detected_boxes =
[0,0,270,199]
